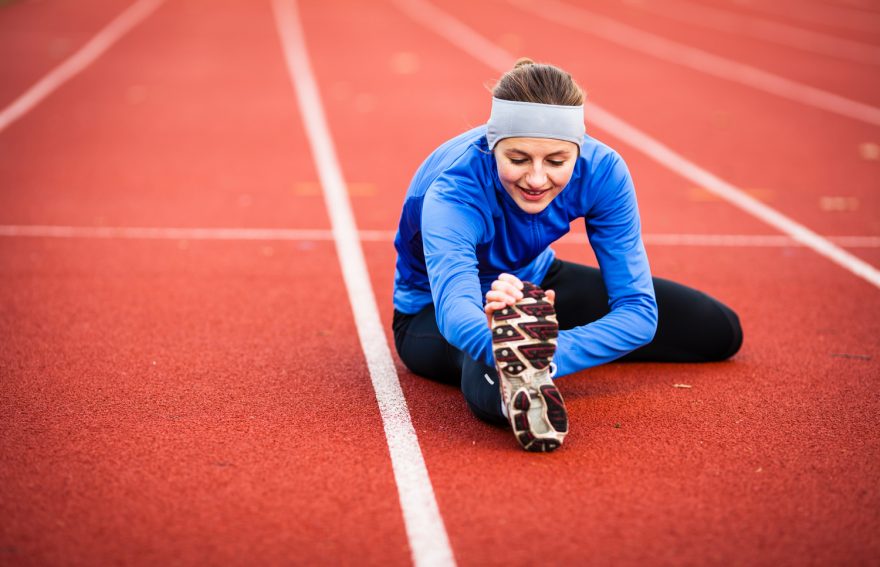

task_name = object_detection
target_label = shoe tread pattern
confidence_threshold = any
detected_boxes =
[490,281,568,452]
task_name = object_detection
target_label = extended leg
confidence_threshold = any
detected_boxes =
[394,306,507,424]
[461,355,507,425]
[393,306,464,385]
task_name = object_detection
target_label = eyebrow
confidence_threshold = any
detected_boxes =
[504,148,573,157]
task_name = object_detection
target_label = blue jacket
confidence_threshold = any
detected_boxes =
[393,126,657,377]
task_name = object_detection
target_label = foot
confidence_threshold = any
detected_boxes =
[491,281,568,452]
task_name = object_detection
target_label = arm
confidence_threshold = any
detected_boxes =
[421,179,496,368]
[553,154,658,377]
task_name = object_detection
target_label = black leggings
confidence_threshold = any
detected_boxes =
[392,259,743,424]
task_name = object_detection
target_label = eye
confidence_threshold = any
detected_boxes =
[547,159,565,167]
[508,158,528,165]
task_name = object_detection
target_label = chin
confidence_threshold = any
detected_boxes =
[515,198,551,214]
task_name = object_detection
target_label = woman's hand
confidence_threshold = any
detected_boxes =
[484,273,555,322]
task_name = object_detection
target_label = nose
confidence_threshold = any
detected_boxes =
[525,164,548,189]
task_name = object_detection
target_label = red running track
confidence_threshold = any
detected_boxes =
[1,0,878,565]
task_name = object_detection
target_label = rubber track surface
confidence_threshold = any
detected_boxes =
[1,0,878,565]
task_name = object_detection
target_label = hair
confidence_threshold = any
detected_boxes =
[491,58,584,106]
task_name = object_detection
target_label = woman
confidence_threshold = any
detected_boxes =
[391,59,742,452]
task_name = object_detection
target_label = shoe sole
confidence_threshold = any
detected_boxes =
[491,282,568,452]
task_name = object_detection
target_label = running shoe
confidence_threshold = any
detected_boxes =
[491,281,568,452]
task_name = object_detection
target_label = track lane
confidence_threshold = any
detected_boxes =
[0,238,411,565]
[701,0,880,42]
[0,1,414,563]
[537,0,880,105]
[508,0,880,128]
[0,0,333,230]
[300,0,880,563]
[269,1,454,563]
[0,0,132,109]
[600,0,880,67]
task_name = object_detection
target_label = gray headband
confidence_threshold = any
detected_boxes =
[486,97,585,150]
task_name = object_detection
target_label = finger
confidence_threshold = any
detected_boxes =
[498,273,523,289]
[545,289,556,305]
[485,289,518,305]
[491,279,523,300]
[484,300,508,316]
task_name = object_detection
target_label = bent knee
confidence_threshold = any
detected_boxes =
[711,303,743,361]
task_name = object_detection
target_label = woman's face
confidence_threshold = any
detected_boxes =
[494,137,578,214]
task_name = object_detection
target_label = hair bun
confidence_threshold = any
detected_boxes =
[492,59,584,106]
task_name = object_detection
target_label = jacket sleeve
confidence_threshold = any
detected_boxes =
[553,153,658,377]
[421,176,496,368]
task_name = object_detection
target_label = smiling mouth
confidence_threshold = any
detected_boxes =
[518,186,551,200]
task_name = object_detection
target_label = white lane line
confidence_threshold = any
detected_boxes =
[508,0,880,127]
[642,234,880,248]
[269,2,456,567]
[626,0,880,65]
[0,0,165,134]
[391,0,880,290]
[2,225,879,249]
[0,225,338,241]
